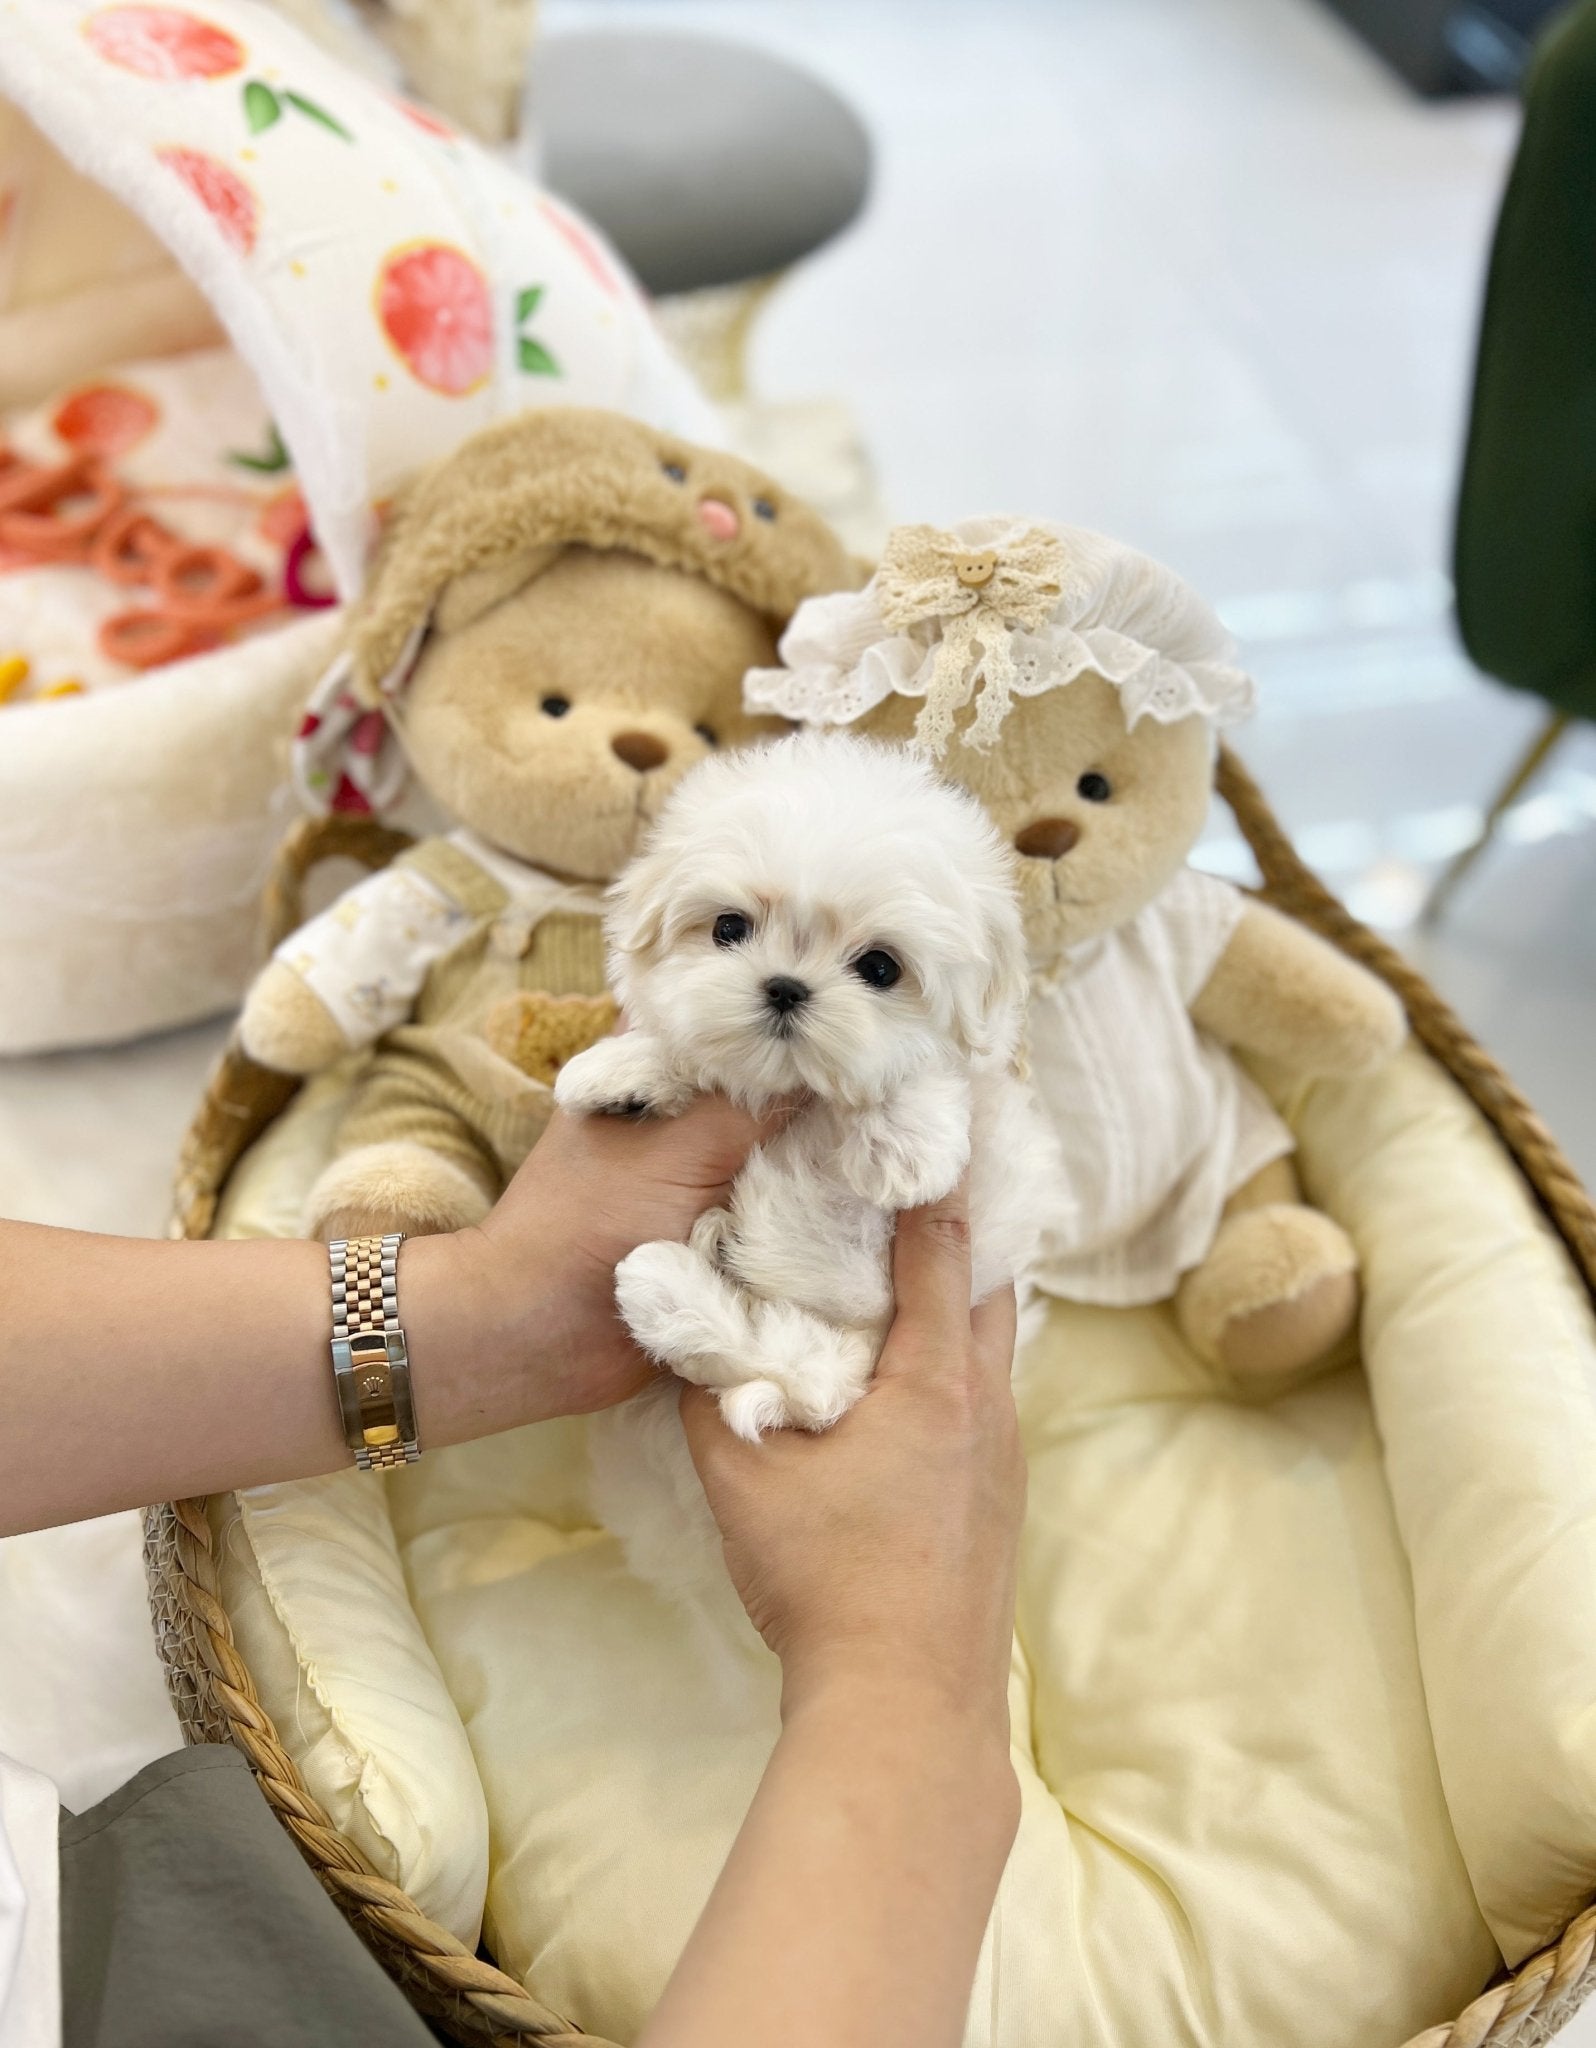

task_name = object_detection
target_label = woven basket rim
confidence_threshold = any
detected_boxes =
[144,749,1596,2048]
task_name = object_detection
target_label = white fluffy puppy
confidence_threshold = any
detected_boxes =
[555,730,1054,1609]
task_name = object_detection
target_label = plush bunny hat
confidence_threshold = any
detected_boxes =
[744,516,1255,757]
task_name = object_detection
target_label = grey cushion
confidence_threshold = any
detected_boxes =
[534,32,871,296]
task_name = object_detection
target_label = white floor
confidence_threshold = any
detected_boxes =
[5,0,1594,2030]
[558,0,1593,1182]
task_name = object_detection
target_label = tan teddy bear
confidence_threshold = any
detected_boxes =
[748,518,1407,1390]
[239,407,859,1241]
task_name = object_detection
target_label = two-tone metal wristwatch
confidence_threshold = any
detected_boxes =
[327,1232,421,1470]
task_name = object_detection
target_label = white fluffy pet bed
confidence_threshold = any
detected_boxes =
[145,760,1596,2048]
[0,0,710,1054]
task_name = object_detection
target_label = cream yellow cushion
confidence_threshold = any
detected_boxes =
[216,1041,1596,2043]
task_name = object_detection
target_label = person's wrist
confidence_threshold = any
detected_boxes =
[778,1639,1014,1760]
[780,1655,1020,1837]
[400,1225,573,1445]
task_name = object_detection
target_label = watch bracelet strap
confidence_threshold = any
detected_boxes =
[329,1232,421,1471]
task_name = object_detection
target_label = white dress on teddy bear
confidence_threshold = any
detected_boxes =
[1027,864,1293,1304]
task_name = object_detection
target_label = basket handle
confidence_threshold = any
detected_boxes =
[1215,745,1596,1285]
[260,812,416,956]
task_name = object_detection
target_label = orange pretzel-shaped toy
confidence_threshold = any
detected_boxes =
[0,454,126,563]
[0,444,291,676]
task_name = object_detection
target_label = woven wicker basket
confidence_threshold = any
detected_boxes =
[143,749,1596,2047]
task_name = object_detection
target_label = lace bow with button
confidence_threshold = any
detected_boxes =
[876,523,1068,754]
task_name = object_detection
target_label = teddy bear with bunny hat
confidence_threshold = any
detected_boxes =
[747,517,1407,1390]
[238,406,859,1244]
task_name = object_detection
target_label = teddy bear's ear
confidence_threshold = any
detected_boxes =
[432,544,564,635]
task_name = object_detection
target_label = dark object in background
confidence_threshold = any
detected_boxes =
[1317,0,1571,92]
[1424,0,1596,917]
[60,1746,436,2048]
[533,33,871,298]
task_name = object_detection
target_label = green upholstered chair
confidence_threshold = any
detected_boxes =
[1432,0,1596,914]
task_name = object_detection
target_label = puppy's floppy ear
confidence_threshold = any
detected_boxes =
[602,842,681,1001]
[950,880,1030,1062]
[432,544,564,634]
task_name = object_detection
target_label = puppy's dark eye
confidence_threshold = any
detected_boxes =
[694,723,719,748]
[853,949,902,990]
[1077,771,1112,802]
[713,911,753,947]
[661,461,687,484]
[541,695,571,718]
[751,497,777,522]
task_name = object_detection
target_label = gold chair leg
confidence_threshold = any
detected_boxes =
[652,271,787,404]
[1421,708,1573,925]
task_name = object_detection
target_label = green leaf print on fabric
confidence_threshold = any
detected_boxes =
[243,80,281,133]
[514,286,560,377]
[227,423,291,475]
[283,91,353,141]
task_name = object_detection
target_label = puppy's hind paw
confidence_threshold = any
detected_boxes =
[615,1240,755,1378]
[719,1378,794,1441]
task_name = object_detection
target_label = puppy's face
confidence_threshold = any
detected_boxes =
[608,734,1028,1111]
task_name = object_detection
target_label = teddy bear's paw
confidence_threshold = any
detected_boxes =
[482,991,619,1087]
[306,1141,493,1241]
[240,961,349,1076]
[553,1032,692,1120]
[1175,1203,1359,1394]
[616,1240,756,1379]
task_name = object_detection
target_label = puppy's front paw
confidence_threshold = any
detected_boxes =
[839,1103,969,1211]
[553,1034,692,1120]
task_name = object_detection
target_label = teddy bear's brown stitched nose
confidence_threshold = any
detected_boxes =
[1015,817,1080,860]
[611,731,668,772]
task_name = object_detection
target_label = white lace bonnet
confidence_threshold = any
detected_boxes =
[743,517,1255,755]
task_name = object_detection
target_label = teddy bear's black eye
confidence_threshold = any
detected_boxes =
[541,695,571,718]
[661,461,687,484]
[853,949,902,990]
[751,497,777,522]
[1077,771,1112,802]
[695,723,719,748]
[713,911,753,947]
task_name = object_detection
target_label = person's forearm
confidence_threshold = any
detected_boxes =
[640,1670,1019,2048]
[0,1223,564,1535]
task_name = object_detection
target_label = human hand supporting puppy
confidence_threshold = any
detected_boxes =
[643,1180,1024,2048]
[445,1093,787,1430]
[681,1179,1023,1723]
[0,1096,778,1535]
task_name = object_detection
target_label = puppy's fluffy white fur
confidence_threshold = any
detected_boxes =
[555,730,1056,1620]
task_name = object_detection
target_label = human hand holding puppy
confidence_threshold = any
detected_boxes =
[681,1185,1023,1725]
[643,1179,1024,2048]
[449,1092,788,1428]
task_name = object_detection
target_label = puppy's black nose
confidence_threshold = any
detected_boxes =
[764,976,810,1016]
